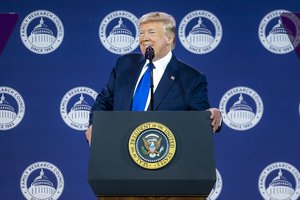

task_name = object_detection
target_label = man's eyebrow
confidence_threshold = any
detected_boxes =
[140,28,156,32]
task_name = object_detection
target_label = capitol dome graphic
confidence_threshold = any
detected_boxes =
[67,94,91,124]
[28,169,56,199]
[28,17,56,48]
[107,18,134,48]
[266,169,295,199]
[227,94,255,124]
[0,93,17,123]
[186,17,214,47]
[266,18,294,47]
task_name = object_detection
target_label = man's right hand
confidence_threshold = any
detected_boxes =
[85,125,92,145]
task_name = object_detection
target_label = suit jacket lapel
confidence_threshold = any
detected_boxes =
[122,56,146,110]
[152,54,179,110]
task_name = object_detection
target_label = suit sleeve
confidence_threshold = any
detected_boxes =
[187,73,210,111]
[88,64,117,125]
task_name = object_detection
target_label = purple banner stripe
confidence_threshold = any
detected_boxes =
[281,12,300,60]
[0,13,19,55]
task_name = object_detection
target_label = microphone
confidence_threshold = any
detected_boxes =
[145,46,155,61]
[144,46,155,111]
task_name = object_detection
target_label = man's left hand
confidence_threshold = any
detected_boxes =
[207,108,222,132]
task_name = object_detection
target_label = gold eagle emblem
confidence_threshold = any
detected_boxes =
[142,137,164,158]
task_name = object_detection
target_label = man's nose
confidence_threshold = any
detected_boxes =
[140,33,150,41]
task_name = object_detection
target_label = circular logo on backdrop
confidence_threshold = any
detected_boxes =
[0,86,25,130]
[60,87,97,131]
[178,10,222,54]
[207,169,223,200]
[258,162,300,200]
[128,122,176,169]
[258,9,300,54]
[20,161,64,200]
[99,10,139,54]
[20,10,64,54]
[298,102,300,118]
[219,86,264,131]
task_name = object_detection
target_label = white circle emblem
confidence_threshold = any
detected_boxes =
[258,162,300,200]
[99,10,139,54]
[0,86,25,130]
[299,102,300,117]
[258,9,300,54]
[207,169,223,200]
[60,86,97,131]
[178,10,222,54]
[20,10,64,54]
[20,161,64,200]
[219,86,263,131]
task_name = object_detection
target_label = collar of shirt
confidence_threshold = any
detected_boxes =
[133,51,172,110]
[137,50,172,91]
[141,50,172,79]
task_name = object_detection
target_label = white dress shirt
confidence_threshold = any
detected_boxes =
[133,51,172,111]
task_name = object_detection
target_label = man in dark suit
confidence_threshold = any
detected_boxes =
[86,12,221,144]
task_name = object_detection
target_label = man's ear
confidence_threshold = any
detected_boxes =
[166,34,175,45]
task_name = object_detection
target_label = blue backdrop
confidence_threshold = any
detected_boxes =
[1,0,300,199]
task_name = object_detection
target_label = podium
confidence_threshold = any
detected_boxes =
[88,111,216,200]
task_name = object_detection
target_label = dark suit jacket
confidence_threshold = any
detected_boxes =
[89,52,210,124]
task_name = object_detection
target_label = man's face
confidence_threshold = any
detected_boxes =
[139,21,173,61]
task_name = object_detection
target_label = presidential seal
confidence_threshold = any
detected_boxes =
[20,10,64,54]
[99,10,139,55]
[0,86,25,130]
[258,162,300,200]
[178,10,222,54]
[128,122,176,169]
[20,161,64,200]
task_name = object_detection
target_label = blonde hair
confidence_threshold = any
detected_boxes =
[139,12,176,49]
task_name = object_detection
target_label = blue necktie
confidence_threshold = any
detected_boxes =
[131,64,151,111]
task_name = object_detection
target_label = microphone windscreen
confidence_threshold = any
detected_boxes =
[145,46,155,60]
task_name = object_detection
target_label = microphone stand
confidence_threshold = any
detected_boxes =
[149,60,154,111]
[145,46,155,111]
